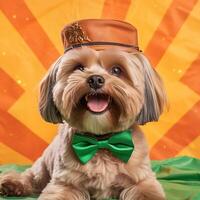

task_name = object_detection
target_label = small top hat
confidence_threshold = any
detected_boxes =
[61,19,140,53]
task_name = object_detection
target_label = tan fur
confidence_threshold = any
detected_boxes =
[0,47,167,200]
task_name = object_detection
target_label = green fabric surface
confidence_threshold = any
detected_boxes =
[0,156,200,200]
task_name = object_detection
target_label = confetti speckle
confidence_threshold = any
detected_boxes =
[17,79,22,84]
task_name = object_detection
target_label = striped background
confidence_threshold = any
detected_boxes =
[0,0,200,164]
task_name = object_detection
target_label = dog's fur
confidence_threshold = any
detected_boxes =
[0,47,167,200]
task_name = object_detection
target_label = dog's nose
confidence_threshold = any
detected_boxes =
[87,75,105,90]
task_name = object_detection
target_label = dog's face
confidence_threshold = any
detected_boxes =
[39,47,167,134]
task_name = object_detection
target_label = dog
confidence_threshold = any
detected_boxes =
[0,19,167,200]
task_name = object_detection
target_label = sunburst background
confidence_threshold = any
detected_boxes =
[0,0,200,164]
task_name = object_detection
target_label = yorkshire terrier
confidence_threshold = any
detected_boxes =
[0,19,167,200]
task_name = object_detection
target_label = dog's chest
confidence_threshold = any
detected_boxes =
[82,150,122,190]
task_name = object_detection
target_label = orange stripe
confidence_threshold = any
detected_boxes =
[145,0,198,67]
[0,68,24,111]
[0,0,60,69]
[101,0,131,19]
[0,110,48,161]
[181,54,200,95]
[150,101,200,159]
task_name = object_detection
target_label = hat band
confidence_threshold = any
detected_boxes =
[64,41,140,53]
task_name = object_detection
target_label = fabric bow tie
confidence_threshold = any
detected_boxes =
[72,130,134,164]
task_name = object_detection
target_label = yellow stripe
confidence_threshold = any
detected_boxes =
[8,89,58,143]
[156,0,200,79]
[0,143,32,164]
[25,0,105,54]
[178,135,200,158]
[0,12,46,89]
[142,83,199,148]
[126,0,173,49]
[0,12,57,143]
[141,2,200,148]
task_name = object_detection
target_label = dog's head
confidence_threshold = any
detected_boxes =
[39,47,167,134]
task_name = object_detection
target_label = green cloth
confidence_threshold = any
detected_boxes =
[72,130,134,164]
[152,156,200,200]
[0,156,200,200]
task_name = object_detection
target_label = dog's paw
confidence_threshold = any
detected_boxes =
[0,179,25,196]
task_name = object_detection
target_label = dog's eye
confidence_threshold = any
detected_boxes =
[74,64,84,71]
[111,65,122,76]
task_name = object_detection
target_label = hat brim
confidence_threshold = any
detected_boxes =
[64,43,140,53]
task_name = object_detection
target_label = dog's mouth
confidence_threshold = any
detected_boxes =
[84,93,111,114]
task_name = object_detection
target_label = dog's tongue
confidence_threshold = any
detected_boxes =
[87,95,109,113]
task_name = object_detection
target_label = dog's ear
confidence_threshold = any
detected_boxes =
[136,54,167,125]
[39,57,63,124]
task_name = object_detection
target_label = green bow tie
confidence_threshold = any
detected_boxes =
[72,130,134,164]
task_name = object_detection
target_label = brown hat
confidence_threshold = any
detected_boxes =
[61,19,141,53]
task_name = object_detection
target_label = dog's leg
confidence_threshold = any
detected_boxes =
[38,183,89,200]
[0,157,50,197]
[0,133,63,197]
[0,170,33,197]
[120,177,165,200]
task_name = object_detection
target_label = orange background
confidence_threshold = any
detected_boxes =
[0,0,200,164]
